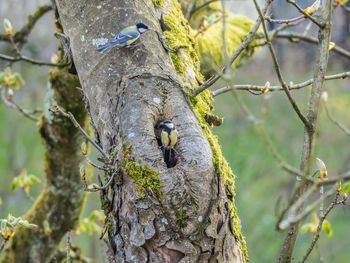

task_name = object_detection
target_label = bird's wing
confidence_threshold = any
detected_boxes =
[170,129,178,147]
[112,31,139,45]
[161,130,170,148]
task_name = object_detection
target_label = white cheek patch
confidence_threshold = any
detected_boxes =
[139,28,147,33]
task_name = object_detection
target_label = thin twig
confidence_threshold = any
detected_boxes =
[83,173,116,192]
[299,192,341,263]
[49,105,109,159]
[253,0,311,129]
[220,0,229,79]
[278,0,333,260]
[274,32,350,59]
[321,170,350,186]
[84,155,108,171]
[0,5,52,44]
[188,0,219,18]
[324,104,350,136]
[185,0,197,20]
[279,187,335,230]
[212,71,350,97]
[1,89,40,121]
[0,53,67,67]
[286,0,325,28]
[193,0,273,96]
[268,19,306,40]
[265,15,305,24]
[66,230,71,263]
[231,88,303,179]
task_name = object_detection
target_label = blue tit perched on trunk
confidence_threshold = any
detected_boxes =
[98,22,149,53]
[160,120,179,166]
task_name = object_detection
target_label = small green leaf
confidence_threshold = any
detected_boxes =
[3,18,13,35]
[13,72,25,88]
[11,169,41,193]
[17,219,37,229]
[322,220,333,237]
[341,182,350,193]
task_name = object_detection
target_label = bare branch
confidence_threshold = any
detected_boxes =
[213,71,350,96]
[66,231,71,263]
[278,187,335,230]
[299,192,342,263]
[0,5,52,44]
[278,0,333,260]
[253,0,311,129]
[1,88,40,121]
[82,173,116,192]
[49,105,109,159]
[231,88,303,179]
[0,53,67,67]
[265,15,305,24]
[187,0,219,19]
[193,0,273,96]
[321,170,350,186]
[274,32,350,59]
[324,104,350,135]
[84,155,108,171]
[286,0,325,28]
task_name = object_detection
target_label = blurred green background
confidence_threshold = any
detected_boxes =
[0,1,349,262]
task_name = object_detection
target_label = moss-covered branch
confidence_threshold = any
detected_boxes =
[1,66,87,263]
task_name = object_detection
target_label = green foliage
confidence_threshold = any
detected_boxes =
[299,213,333,237]
[11,169,41,193]
[341,182,350,193]
[0,214,37,240]
[77,210,105,236]
[163,0,203,82]
[0,67,25,89]
[152,0,166,8]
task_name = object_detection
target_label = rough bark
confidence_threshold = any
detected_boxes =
[55,0,246,262]
[1,66,86,263]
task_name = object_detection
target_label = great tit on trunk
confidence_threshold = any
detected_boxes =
[159,120,179,167]
[98,22,149,53]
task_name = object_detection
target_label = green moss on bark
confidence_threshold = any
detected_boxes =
[121,144,163,201]
[163,0,203,82]
[152,0,166,8]
[162,0,248,259]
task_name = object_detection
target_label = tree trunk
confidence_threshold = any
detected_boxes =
[55,0,247,262]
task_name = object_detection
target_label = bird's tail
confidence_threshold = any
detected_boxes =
[164,149,171,165]
[164,148,177,168]
[98,42,117,53]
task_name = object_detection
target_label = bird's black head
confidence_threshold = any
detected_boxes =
[160,120,174,130]
[136,22,149,33]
